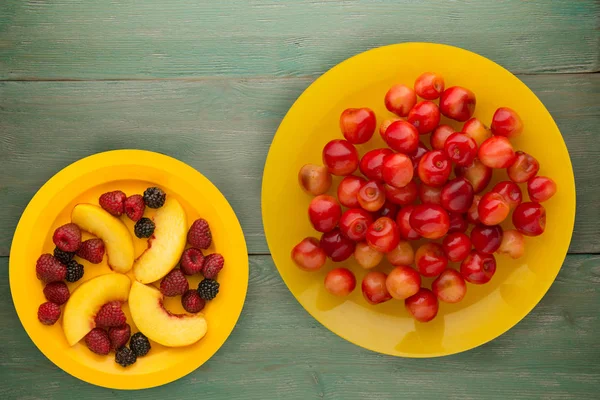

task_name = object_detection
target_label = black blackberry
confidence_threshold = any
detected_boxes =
[65,260,84,282]
[143,187,166,209]
[130,332,151,357]
[197,279,219,301]
[53,247,74,265]
[134,218,155,238]
[115,346,137,367]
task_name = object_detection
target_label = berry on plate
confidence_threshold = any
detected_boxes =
[108,323,131,350]
[182,290,206,313]
[76,238,105,264]
[53,247,74,264]
[143,187,166,209]
[53,223,82,252]
[115,346,137,367]
[99,190,127,216]
[134,217,156,239]
[203,253,224,279]
[65,259,84,283]
[180,247,205,275]
[124,194,146,221]
[85,328,111,355]
[36,254,67,283]
[188,218,212,249]
[197,279,220,301]
[129,332,151,357]
[160,269,189,297]
[43,282,70,305]
[95,301,127,328]
[38,301,61,325]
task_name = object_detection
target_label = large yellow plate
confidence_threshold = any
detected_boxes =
[262,43,575,357]
[10,150,248,388]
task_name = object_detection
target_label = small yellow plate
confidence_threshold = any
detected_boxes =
[262,43,575,357]
[10,150,248,389]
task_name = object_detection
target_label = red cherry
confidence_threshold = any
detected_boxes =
[383,120,419,154]
[462,117,491,146]
[354,242,384,269]
[478,136,516,169]
[366,217,400,253]
[409,204,450,239]
[386,266,421,300]
[379,118,401,139]
[410,141,429,174]
[448,212,468,234]
[440,86,476,122]
[527,176,557,203]
[507,151,539,183]
[322,139,359,176]
[455,158,492,193]
[339,208,373,242]
[478,192,510,225]
[362,271,392,305]
[359,148,394,181]
[440,177,474,213]
[512,202,546,236]
[492,181,522,210]
[408,101,441,134]
[357,181,386,212]
[405,288,439,322]
[298,164,332,196]
[377,200,399,220]
[470,224,503,254]
[385,181,418,205]
[382,153,414,188]
[386,240,415,266]
[491,107,523,138]
[442,232,471,262]
[497,229,525,259]
[415,243,448,277]
[384,84,417,117]
[337,175,367,208]
[291,237,327,271]
[467,195,481,224]
[339,108,376,144]
[430,124,455,150]
[396,205,421,240]
[432,269,467,303]
[414,72,445,100]
[320,229,356,262]
[419,183,442,205]
[460,250,496,284]
[308,195,341,232]
[444,132,477,167]
[418,150,451,187]
[324,268,356,296]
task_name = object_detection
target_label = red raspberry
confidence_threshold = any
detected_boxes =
[159,269,189,297]
[76,238,105,264]
[95,301,127,328]
[181,290,205,313]
[99,190,126,216]
[180,248,205,275]
[36,254,67,283]
[37,302,61,325]
[108,323,131,350]
[85,328,111,355]
[203,253,224,279]
[124,194,145,222]
[43,282,70,305]
[187,219,212,249]
[52,223,82,252]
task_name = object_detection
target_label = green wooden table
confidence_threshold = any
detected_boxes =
[1,1,599,398]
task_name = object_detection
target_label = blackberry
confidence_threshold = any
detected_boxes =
[53,247,74,265]
[134,218,155,238]
[143,187,166,209]
[65,260,84,282]
[197,279,219,301]
[115,347,137,367]
[130,332,151,357]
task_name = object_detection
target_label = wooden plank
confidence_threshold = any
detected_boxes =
[0,0,598,79]
[0,255,598,398]
[0,74,598,255]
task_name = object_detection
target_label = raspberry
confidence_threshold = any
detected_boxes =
[180,248,205,275]
[108,324,131,350]
[160,269,189,297]
[36,254,67,283]
[65,260,84,282]
[130,332,151,357]
[187,219,212,249]
[197,279,219,301]
[115,346,137,367]
[99,190,126,216]
[53,247,74,264]
[181,290,205,313]
[76,238,105,264]
[134,218,155,238]
[43,282,70,305]
[124,194,145,221]
[203,253,224,279]
[52,223,82,252]
[85,328,111,355]
[95,301,127,328]
[143,187,166,209]
[37,302,61,325]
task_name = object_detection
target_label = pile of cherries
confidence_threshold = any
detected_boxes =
[292,72,557,323]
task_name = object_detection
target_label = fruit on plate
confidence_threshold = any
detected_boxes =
[324,268,356,296]
[382,153,414,188]
[430,124,455,150]
[308,195,342,233]
[455,158,492,193]
[291,237,327,271]
[432,269,467,303]
[129,281,207,347]
[460,250,497,284]
[439,86,476,122]
[133,197,187,283]
[462,117,491,146]
[414,72,444,100]
[512,202,546,236]
[366,217,400,253]
[354,242,383,269]
[418,150,451,187]
[383,121,419,154]
[320,228,355,262]
[384,84,416,117]
[339,107,376,144]
[62,273,131,346]
[386,266,420,300]
[322,139,359,176]
[478,192,510,226]
[497,229,525,259]
[408,101,441,134]
[53,223,82,252]
[415,243,448,277]
[478,136,516,169]
[409,204,450,239]
[298,164,332,196]
[491,107,523,138]
[71,204,135,273]
[405,288,439,322]
[471,224,503,254]
[361,271,392,305]
[508,151,539,183]
[337,176,366,208]
[444,132,477,167]
[527,176,557,203]
[357,180,386,212]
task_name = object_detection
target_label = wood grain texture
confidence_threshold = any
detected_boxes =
[0,255,598,399]
[0,0,599,80]
[0,74,598,256]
